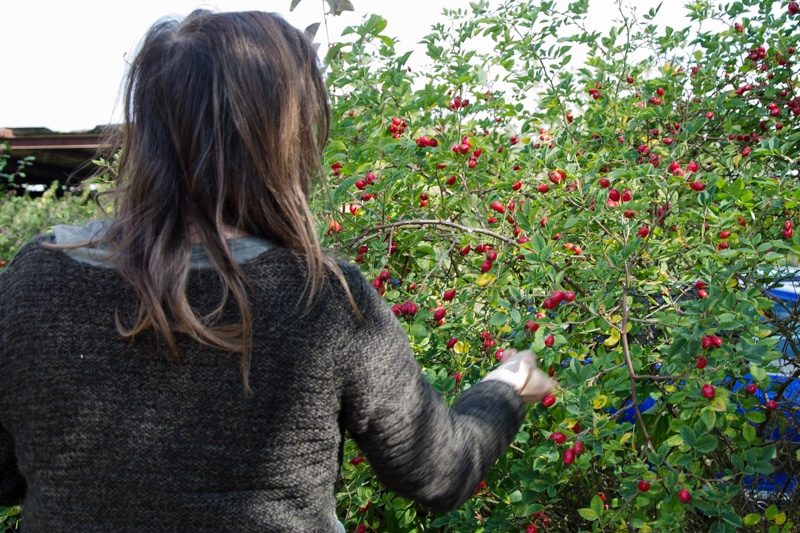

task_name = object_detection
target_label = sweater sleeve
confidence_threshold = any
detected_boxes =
[336,265,526,512]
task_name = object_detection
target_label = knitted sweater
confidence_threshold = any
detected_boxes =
[0,234,525,532]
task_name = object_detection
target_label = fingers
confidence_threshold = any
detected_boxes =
[499,348,517,363]
[519,368,556,403]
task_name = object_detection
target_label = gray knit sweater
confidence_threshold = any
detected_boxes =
[0,234,525,532]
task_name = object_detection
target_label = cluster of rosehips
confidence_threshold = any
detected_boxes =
[784,219,793,239]
[350,172,377,202]
[387,116,407,138]
[542,290,575,310]
[331,161,343,176]
[459,242,498,272]
[607,187,633,207]
[548,430,586,465]
[371,269,392,296]
[479,331,496,352]
[448,95,469,110]
[694,279,709,299]
[415,135,439,148]
[747,45,767,62]
[562,242,583,255]
[701,334,724,349]
[587,82,602,100]
[668,159,700,178]
[355,244,368,264]
[391,300,418,317]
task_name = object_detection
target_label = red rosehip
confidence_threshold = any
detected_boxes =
[480,259,493,272]
[695,356,707,369]
[702,384,715,399]
[550,432,567,444]
[572,441,585,455]
[542,394,556,407]
[433,308,447,321]
[705,111,714,119]
[565,291,576,302]
[526,321,539,333]
[678,489,691,503]
[443,289,456,301]
[490,201,506,214]
[766,399,777,411]
[745,383,758,395]
[527,526,537,533]
[638,480,651,492]
[537,183,551,193]
[637,226,650,238]
[350,456,365,465]
[544,334,555,347]
[599,177,610,188]
[608,188,621,202]
[551,291,567,303]
[563,448,576,465]
[446,337,458,349]
[690,181,705,191]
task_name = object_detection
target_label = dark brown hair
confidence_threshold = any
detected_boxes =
[99,10,336,389]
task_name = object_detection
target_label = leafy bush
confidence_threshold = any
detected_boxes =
[318,1,800,531]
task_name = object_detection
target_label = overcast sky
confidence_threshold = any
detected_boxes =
[1,0,696,132]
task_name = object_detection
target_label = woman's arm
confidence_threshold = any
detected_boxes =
[336,267,548,512]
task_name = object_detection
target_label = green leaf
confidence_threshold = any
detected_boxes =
[490,312,508,326]
[694,434,718,453]
[766,504,780,521]
[680,425,697,447]
[701,409,716,431]
[743,513,762,526]
[721,506,743,527]
[750,364,768,382]
[577,508,598,521]
[591,494,604,518]
[290,0,303,11]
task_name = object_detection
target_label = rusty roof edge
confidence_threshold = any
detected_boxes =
[0,126,119,150]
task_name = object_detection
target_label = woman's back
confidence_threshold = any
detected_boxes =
[0,235,529,531]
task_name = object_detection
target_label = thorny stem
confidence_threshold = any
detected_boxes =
[621,260,656,453]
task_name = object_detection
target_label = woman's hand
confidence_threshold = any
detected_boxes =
[481,349,555,403]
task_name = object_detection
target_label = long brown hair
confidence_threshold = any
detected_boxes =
[99,10,335,389]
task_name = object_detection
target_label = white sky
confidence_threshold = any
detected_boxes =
[1,0,695,132]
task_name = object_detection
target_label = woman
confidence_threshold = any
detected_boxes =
[0,10,553,532]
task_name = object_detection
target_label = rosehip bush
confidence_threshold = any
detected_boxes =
[318,1,800,531]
